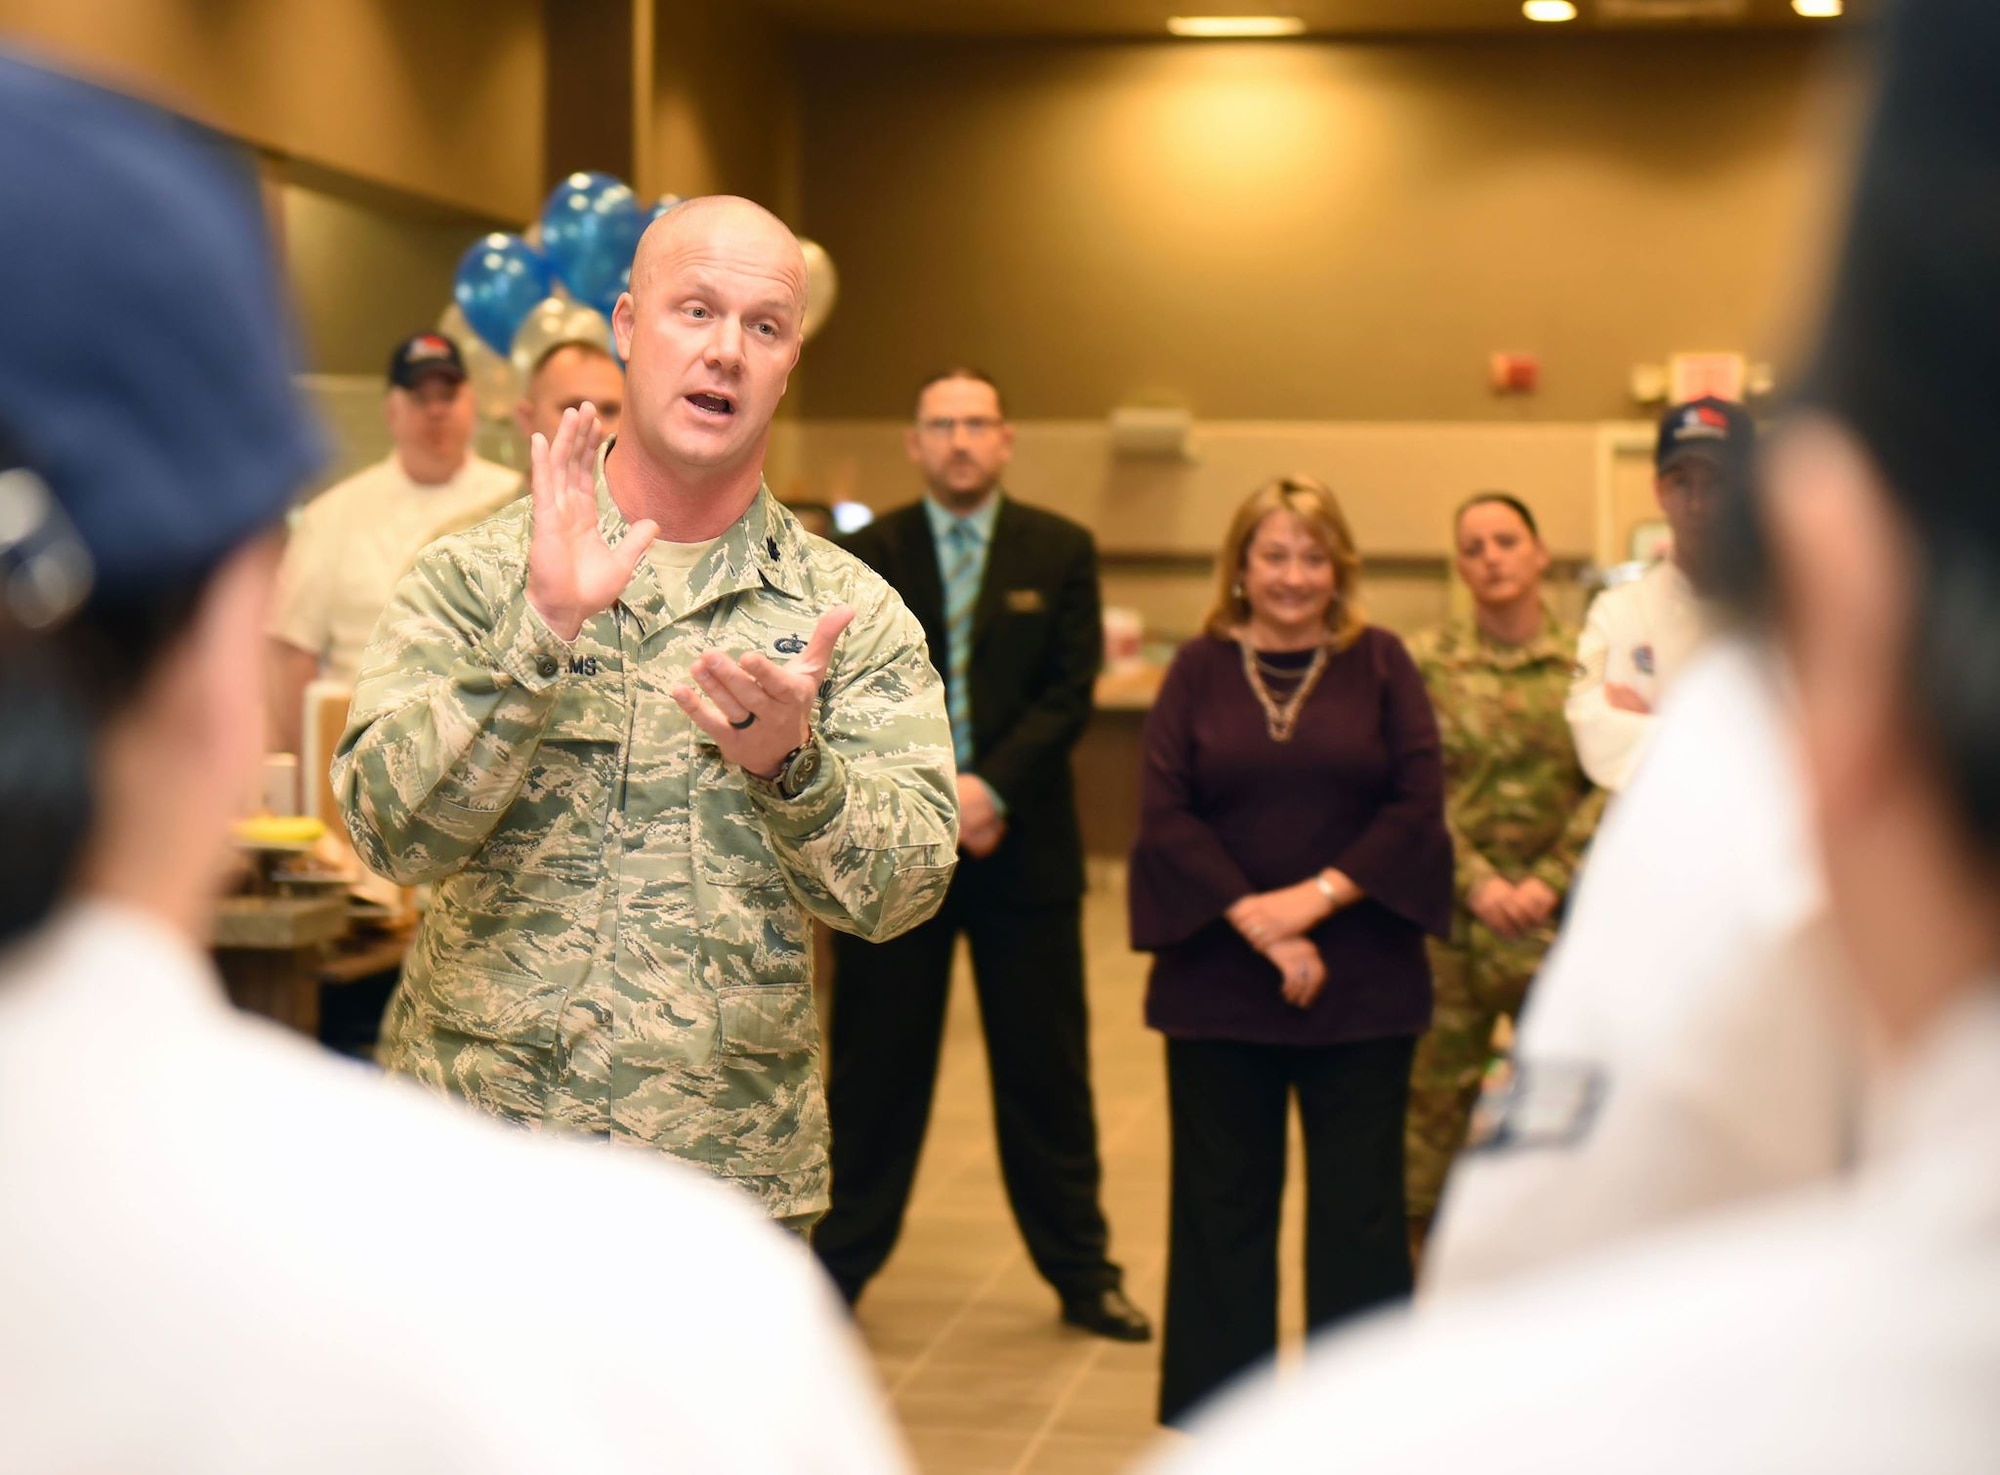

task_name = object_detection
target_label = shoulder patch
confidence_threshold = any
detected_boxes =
[1465,1057,1606,1154]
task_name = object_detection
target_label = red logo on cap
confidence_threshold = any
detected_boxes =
[1677,404,1731,441]
[408,335,452,361]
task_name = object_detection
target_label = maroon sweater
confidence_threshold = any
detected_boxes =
[1129,630,1453,1047]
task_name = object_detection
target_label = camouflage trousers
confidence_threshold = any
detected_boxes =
[1404,917,1555,1221]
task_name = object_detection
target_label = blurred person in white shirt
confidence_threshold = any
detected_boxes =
[264,330,519,751]
[0,52,907,1475]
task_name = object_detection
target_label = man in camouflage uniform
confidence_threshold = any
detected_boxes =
[1403,495,1603,1251]
[335,197,958,1226]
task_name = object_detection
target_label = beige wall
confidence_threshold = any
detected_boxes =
[645,0,801,222]
[0,0,546,219]
[772,417,1629,641]
[794,31,1859,420]
[279,180,511,375]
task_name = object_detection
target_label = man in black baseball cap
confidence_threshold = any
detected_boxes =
[1655,394,1756,593]
[386,329,470,391]
[0,50,903,1474]
[265,323,519,754]
[1564,394,1759,792]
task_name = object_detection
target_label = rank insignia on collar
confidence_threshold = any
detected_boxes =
[1632,643,1656,675]
[775,634,807,655]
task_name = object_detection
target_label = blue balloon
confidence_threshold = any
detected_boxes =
[452,233,552,355]
[540,172,647,318]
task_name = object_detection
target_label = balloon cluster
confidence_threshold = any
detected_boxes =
[445,175,840,421]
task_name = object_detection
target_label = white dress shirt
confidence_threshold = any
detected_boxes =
[1565,559,1712,791]
[269,453,520,684]
[0,902,908,1474]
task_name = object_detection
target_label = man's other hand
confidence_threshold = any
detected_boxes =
[675,604,857,779]
[957,774,1007,858]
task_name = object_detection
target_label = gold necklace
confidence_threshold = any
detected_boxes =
[1238,638,1329,742]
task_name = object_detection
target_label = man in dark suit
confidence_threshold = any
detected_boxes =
[814,369,1150,1342]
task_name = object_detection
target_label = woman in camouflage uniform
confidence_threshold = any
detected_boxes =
[1404,494,1603,1253]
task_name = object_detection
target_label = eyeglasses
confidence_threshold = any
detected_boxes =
[916,416,1002,439]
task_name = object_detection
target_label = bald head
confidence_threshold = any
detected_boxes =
[611,194,808,486]
[630,195,807,313]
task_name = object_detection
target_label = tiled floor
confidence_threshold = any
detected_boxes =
[851,865,1311,1475]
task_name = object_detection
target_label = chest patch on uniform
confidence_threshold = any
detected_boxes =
[774,634,807,655]
[1631,643,1656,676]
[1465,1058,1606,1153]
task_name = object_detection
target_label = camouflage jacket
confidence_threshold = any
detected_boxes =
[1408,610,1604,916]
[333,468,958,1217]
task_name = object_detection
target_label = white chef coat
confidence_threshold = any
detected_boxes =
[1565,559,1712,791]
[269,453,520,684]
[0,902,909,1475]
[1146,984,2000,1475]
[1424,637,1859,1297]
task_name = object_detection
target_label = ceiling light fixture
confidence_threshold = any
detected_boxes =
[1166,16,1308,37]
[1523,0,1579,19]
[1791,0,1842,14]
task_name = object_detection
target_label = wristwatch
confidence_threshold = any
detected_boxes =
[761,735,823,800]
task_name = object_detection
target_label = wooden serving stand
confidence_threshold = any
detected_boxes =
[212,839,413,1039]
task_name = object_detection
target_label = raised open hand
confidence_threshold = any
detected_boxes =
[673,604,858,779]
[526,403,658,641]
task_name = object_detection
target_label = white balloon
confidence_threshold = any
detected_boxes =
[800,238,839,341]
[439,302,520,422]
[509,296,616,386]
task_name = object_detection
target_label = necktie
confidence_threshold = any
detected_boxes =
[943,518,980,769]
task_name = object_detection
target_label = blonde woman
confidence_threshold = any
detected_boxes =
[1129,477,1452,1426]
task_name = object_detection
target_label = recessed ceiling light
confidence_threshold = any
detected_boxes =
[1523,0,1579,19]
[1166,16,1308,37]
[1792,0,1842,14]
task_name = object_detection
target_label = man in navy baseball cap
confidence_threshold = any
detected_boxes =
[386,330,470,391]
[1656,395,1756,478]
[266,316,519,748]
[1564,392,1761,793]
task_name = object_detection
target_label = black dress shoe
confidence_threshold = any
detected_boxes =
[1060,1286,1154,1342]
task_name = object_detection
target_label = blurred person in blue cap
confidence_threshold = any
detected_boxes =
[0,52,909,1474]
[1142,0,2000,1467]
[1565,395,1755,792]
[264,327,519,753]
